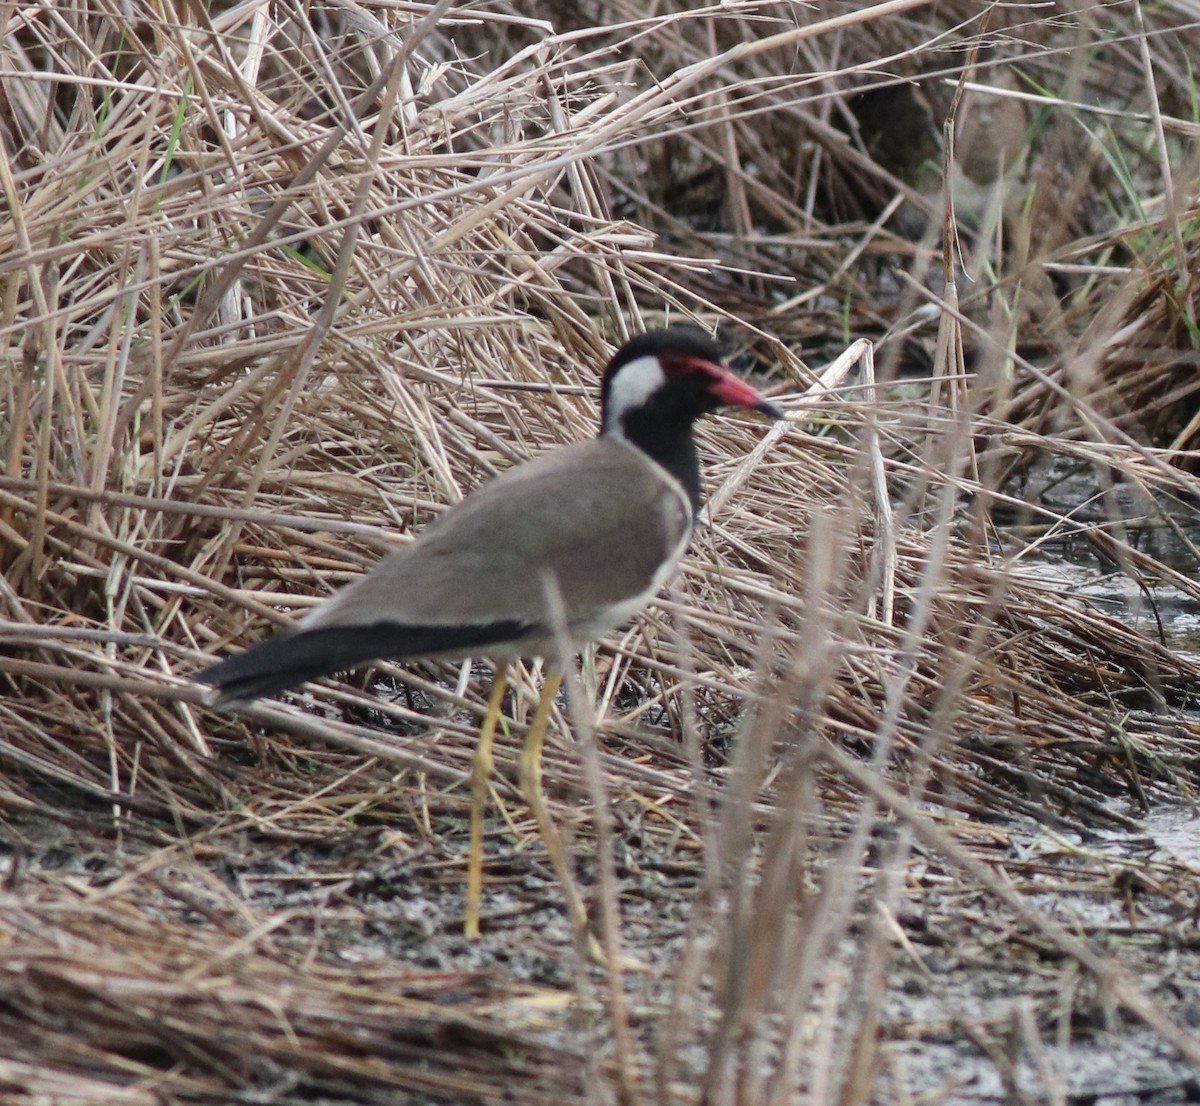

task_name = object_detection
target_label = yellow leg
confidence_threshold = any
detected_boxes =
[516,672,591,938]
[465,669,508,939]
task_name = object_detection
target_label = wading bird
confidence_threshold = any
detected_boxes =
[198,326,783,937]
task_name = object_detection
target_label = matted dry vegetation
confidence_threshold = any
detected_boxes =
[3,1,1200,1103]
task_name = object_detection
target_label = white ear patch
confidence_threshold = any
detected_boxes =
[603,354,667,436]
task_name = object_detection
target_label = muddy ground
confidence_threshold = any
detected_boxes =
[5,743,1200,1105]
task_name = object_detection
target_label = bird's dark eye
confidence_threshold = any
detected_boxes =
[664,353,723,383]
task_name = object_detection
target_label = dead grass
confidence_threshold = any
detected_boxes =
[3,1,1200,1103]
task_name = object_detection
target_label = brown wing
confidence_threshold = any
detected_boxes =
[303,438,692,636]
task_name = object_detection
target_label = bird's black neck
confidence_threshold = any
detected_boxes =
[609,409,703,515]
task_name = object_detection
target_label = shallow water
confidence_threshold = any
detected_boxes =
[1138,805,1200,869]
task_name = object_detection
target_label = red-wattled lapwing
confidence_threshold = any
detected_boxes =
[197,325,782,937]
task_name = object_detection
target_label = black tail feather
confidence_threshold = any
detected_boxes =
[197,620,533,705]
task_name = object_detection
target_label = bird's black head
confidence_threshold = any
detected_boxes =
[599,325,781,439]
[597,325,782,511]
